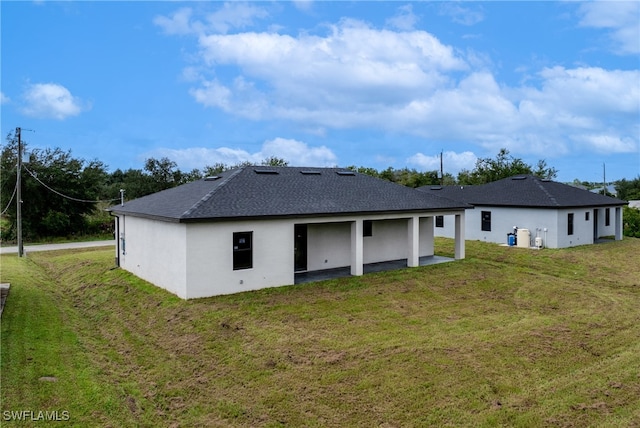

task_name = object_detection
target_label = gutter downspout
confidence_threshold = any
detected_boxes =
[109,212,120,267]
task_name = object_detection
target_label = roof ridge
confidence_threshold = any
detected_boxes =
[533,176,559,206]
[181,168,245,217]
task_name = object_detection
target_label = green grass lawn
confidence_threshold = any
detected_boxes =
[1,239,639,427]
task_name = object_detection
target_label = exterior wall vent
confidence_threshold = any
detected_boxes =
[254,169,279,174]
[336,171,356,176]
[300,170,321,175]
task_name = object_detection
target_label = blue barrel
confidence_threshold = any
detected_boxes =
[508,234,516,246]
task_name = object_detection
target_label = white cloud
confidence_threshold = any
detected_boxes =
[533,66,639,114]
[386,4,419,31]
[154,7,198,35]
[407,151,477,174]
[154,3,268,36]
[159,7,639,161]
[191,18,467,126]
[148,138,337,170]
[0,92,9,104]
[261,138,337,165]
[571,133,638,154]
[578,1,640,55]
[204,2,269,34]
[439,3,484,26]
[292,0,313,12]
[21,83,87,120]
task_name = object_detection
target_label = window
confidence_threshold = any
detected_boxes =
[363,220,373,237]
[605,208,610,226]
[585,212,589,221]
[435,216,444,228]
[233,232,253,270]
[568,213,574,235]
[481,211,491,231]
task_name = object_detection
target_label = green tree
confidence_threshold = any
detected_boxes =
[345,166,442,188]
[623,206,640,238]
[261,156,289,167]
[346,166,381,178]
[200,157,289,177]
[144,157,184,192]
[105,168,157,200]
[0,132,109,240]
[457,148,557,185]
[203,163,228,176]
[616,177,640,201]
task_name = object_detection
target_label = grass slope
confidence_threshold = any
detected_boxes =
[1,239,639,427]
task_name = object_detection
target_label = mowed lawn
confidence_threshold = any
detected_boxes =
[1,238,639,427]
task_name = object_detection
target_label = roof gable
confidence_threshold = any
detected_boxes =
[109,167,469,222]
[419,175,627,208]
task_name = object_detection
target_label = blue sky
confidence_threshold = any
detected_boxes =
[2,1,639,183]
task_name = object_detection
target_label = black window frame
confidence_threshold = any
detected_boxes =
[568,213,574,236]
[363,220,373,237]
[481,211,491,232]
[605,208,610,226]
[233,231,253,270]
[585,211,589,221]
[435,215,444,228]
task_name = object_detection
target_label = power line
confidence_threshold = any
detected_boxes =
[1,180,17,215]
[23,165,119,204]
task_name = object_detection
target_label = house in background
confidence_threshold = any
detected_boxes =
[589,185,618,197]
[418,175,627,249]
[108,167,470,299]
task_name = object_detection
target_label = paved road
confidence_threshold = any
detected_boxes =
[0,240,115,255]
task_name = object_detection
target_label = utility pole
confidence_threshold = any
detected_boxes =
[603,162,606,196]
[16,127,23,257]
[440,150,444,185]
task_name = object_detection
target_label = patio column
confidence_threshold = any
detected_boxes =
[615,207,623,241]
[407,216,420,267]
[420,216,434,257]
[351,219,363,276]
[454,212,465,260]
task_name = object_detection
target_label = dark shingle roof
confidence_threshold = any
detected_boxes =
[418,175,627,208]
[109,167,470,222]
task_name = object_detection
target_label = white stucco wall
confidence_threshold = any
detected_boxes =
[118,216,188,297]
[434,205,622,249]
[116,209,465,299]
[307,222,351,271]
[306,216,440,271]
[463,207,559,248]
[363,219,409,264]
[593,207,618,238]
[433,213,458,238]
[184,219,294,298]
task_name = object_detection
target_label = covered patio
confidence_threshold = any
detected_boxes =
[295,254,454,284]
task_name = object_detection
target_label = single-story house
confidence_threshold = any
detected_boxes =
[108,167,470,299]
[418,175,627,249]
[589,185,617,196]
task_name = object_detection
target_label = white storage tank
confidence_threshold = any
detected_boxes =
[517,228,530,248]
[535,236,543,249]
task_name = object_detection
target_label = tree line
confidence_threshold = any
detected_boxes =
[1,130,638,241]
